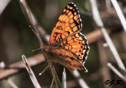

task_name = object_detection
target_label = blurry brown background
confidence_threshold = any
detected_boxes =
[0,0,126,88]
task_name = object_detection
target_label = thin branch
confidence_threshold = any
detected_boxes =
[22,54,41,88]
[97,41,112,88]
[49,62,62,88]
[39,64,49,75]
[73,70,89,88]
[0,0,11,15]
[50,77,54,88]
[19,0,61,87]
[0,54,45,80]
[6,78,18,88]
[107,63,126,82]
[19,0,43,47]
[111,0,126,32]
[62,68,66,88]
[20,0,50,43]
[89,0,126,73]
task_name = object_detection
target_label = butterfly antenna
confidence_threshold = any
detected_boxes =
[32,48,41,52]
[39,65,49,75]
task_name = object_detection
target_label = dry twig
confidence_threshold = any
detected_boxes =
[0,0,11,15]
[73,70,89,88]
[97,41,112,88]
[0,54,45,80]
[111,0,126,32]
[19,0,61,87]
[22,55,41,88]
[90,0,126,74]
[6,78,18,88]
[62,68,66,88]
[107,63,126,82]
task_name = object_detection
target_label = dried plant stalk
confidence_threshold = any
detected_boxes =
[6,78,18,88]
[19,0,62,87]
[89,0,126,73]
[73,70,89,88]
[111,0,126,32]
[107,63,126,82]
[48,62,62,88]
[62,68,66,88]
[22,55,41,88]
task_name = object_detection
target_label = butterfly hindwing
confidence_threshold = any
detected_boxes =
[59,32,90,64]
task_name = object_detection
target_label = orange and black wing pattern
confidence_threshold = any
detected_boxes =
[47,2,90,72]
[59,32,90,64]
[49,2,82,46]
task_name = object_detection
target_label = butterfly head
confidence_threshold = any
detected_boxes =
[40,45,49,53]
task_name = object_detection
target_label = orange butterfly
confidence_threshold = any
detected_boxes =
[42,2,90,72]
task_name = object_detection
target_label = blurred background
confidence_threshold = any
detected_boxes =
[0,0,126,88]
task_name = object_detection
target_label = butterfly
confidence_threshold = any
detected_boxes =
[42,2,90,72]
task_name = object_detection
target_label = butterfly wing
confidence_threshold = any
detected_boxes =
[49,2,82,46]
[59,32,90,64]
[48,2,90,72]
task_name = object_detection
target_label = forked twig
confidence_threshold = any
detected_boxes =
[21,54,41,88]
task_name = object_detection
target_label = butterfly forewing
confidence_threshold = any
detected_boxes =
[49,2,82,46]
